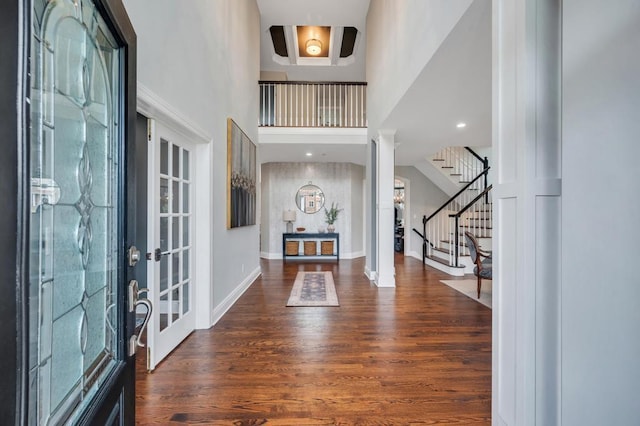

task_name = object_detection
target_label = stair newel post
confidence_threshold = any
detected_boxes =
[422,214,427,264]
[483,157,489,203]
[454,215,460,267]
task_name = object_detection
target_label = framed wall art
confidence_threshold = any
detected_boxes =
[227,118,257,228]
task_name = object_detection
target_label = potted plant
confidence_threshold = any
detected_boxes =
[324,202,342,233]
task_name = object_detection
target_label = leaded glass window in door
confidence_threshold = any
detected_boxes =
[28,0,123,424]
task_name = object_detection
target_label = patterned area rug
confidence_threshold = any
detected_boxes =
[286,271,339,307]
[440,279,492,308]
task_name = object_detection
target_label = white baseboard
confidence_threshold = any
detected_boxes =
[260,252,283,260]
[407,250,422,260]
[208,266,261,328]
[260,251,365,260]
[344,251,365,259]
[364,266,376,281]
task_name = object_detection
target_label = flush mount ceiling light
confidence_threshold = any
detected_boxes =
[456,122,467,128]
[306,152,313,157]
[305,38,322,55]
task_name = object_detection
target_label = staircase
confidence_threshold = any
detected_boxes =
[414,147,492,276]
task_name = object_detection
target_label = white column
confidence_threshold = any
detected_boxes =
[493,0,561,425]
[364,138,376,280]
[376,129,396,288]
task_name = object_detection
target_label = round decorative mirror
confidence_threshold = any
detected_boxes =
[295,184,325,214]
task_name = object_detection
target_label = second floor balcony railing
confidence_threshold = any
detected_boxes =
[259,81,367,128]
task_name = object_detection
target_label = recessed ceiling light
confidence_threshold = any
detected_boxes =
[306,152,313,157]
[456,122,467,128]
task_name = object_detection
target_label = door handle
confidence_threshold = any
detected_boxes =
[134,298,152,348]
[128,280,153,355]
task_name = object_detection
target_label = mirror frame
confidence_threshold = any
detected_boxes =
[295,184,325,214]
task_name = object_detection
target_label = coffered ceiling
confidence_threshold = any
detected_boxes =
[256,0,492,168]
[257,0,370,82]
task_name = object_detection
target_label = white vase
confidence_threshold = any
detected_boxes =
[327,224,335,233]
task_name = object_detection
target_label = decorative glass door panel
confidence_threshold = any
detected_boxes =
[29,0,124,424]
[147,121,195,371]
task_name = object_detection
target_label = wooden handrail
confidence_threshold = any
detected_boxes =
[464,146,485,163]
[424,167,490,223]
[449,185,493,219]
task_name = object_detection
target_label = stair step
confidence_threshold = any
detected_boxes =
[441,239,468,247]
[461,225,493,230]
[433,158,445,161]
[450,173,462,176]
[433,247,469,257]
[441,166,454,169]
[426,254,465,268]
[441,237,491,245]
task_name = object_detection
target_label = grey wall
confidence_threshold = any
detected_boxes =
[261,162,365,258]
[562,0,640,423]
[123,0,260,323]
[365,0,473,134]
[395,166,449,258]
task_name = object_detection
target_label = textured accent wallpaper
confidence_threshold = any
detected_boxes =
[261,162,365,257]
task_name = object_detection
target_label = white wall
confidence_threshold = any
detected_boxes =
[365,0,473,133]
[562,1,640,423]
[395,166,449,259]
[123,0,261,327]
[492,1,563,423]
[469,145,493,185]
[261,162,364,258]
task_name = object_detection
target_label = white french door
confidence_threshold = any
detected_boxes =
[146,120,196,370]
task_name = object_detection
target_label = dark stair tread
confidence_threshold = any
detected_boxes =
[433,247,470,257]
[433,158,445,161]
[441,239,469,247]
[441,166,454,169]
[426,254,465,268]
[441,237,491,246]
[450,173,462,176]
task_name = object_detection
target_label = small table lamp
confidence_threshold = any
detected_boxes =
[283,210,296,233]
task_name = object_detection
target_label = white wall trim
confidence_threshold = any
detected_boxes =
[407,250,422,261]
[260,251,365,260]
[137,86,214,337]
[137,83,212,144]
[364,266,376,281]
[492,0,562,424]
[209,266,262,328]
[259,126,367,145]
[260,251,282,260]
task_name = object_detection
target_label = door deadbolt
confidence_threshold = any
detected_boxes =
[128,245,141,266]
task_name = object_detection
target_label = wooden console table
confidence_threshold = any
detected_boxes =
[282,232,339,261]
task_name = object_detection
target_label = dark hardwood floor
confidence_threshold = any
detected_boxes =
[136,254,492,425]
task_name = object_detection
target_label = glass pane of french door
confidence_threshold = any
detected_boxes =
[158,138,192,332]
[28,0,123,424]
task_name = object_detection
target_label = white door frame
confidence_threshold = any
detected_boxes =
[137,85,213,367]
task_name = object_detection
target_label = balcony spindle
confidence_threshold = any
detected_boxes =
[258,81,367,128]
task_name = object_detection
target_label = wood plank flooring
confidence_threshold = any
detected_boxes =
[136,255,492,425]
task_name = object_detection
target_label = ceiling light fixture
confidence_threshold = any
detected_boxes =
[306,38,322,56]
[456,122,467,128]
[306,152,313,157]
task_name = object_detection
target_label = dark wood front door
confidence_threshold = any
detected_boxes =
[0,0,138,424]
